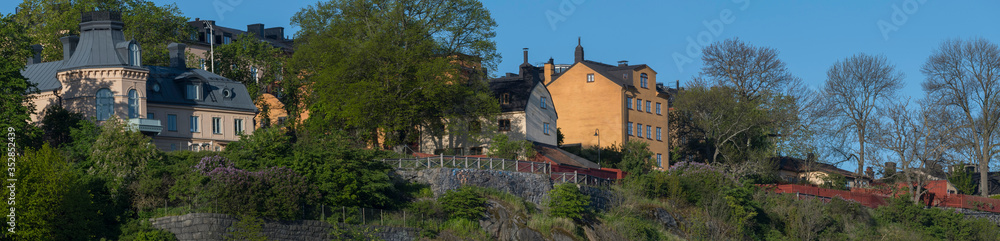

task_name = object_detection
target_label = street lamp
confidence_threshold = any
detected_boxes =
[594,129,600,166]
[200,20,215,73]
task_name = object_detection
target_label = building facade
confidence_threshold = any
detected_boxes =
[24,11,257,152]
[543,39,675,169]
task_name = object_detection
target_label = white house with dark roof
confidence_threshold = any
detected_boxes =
[23,11,257,152]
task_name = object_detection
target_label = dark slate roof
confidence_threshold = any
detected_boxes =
[534,142,600,169]
[775,156,856,177]
[489,64,543,113]
[146,66,258,112]
[59,22,132,71]
[185,21,294,52]
[22,61,65,92]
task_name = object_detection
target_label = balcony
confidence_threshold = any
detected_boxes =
[129,118,163,135]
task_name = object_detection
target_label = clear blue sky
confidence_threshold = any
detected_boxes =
[4,0,999,169]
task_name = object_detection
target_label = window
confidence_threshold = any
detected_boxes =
[637,124,643,138]
[128,43,140,66]
[186,84,199,100]
[470,147,483,155]
[199,58,205,69]
[657,153,662,167]
[96,88,114,121]
[251,66,259,83]
[656,103,662,115]
[167,114,177,131]
[540,97,547,109]
[656,127,662,141]
[234,119,244,135]
[223,35,232,44]
[499,119,511,132]
[170,143,177,151]
[645,101,651,113]
[587,74,594,82]
[626,97,633,109]
[190,116,200,132]
[147,112,154,119]
[637,99,642,111]
[543,122,550,135]
[640,73,648,88]
[646,125,651,139]
[212,117,222,134]
[628,122,633,135]
[128,89,139,118]
[500,93,510,104]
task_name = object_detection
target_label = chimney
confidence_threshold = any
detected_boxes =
[26,44,42,65]
[884,162,897,177]
[676,80,680,89]
[167,42,187,68]
[522,48,529,64]
[60,35,79,60]
[264,27,284,40]
[574,37,584,63]
[247,23,264,38]
[618,60,628,66]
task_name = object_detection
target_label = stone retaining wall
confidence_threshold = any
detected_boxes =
[396,168,553,205]
[149,213,419,241]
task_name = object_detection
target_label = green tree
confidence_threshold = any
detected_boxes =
[289,0,500,148]
[547,183,590,220]
[619,140,654,175]
[2,145,92,240]
[949,166,976,195]
[439,186,486,221]
[212,33,287,100]
[39,104,85,148]
[88,116,162,195]
[672,85,774,165]
[14,0,191,66]
[223,126,293,171]
[285,128,399,208]
[0,13,41,149]
[486,133,536,160]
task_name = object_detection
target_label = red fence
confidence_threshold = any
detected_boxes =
[765,184,888,208]
[765,184,1000,213]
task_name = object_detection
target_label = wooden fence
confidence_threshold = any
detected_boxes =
[381,155,550,174]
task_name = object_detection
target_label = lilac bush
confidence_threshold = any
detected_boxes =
[193,155,317,220]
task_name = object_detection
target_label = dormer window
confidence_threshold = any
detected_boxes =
[500,93,510,104]
[128,43,141,66]
[186,84,200,100]
[640,73,648,88]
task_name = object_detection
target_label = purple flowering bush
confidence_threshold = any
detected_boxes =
[194,155,317,220]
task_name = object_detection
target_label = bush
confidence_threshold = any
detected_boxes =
[118,219,178,241]
[197,155,318,220]
[439,186,486,221]
[874,197,1000,240]
[547,183,591,220]
[3,144,92,240]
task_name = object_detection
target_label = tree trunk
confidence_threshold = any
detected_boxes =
[981,158,990,197]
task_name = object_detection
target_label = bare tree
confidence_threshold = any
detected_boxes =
[824,53,904,176]
[701,38,799,101]
[922,37,1000,196]
[873,100,955,204]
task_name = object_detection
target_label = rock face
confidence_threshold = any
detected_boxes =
[479,200,545,241]
[579,186,618,212]
[149,213,419,241]
[652,208,678,229]
[396,168,552,205]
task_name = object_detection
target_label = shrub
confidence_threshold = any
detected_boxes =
[4,144,92,240]
[118,219,178,241]
[547,183,591,220]
[226,215,267,241]
[197,155,318,220]
[439,186,486,221]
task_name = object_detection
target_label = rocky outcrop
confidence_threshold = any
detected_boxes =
[479,200,546,241]
[149,213,419,241]
[396,168,552,205]
[579,186,618,212]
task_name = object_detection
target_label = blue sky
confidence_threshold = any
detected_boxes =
[4,0,999,169]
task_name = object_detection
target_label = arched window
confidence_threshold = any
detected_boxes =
[640,73,648,88]
[128,43,141,66]
[96,88,114,121]
[128,89,139,118]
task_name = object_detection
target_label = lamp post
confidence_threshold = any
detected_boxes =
[201,20,215,73]
[594,129,600,166]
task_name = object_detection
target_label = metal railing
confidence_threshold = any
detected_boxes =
[551,171,615,186]
[381,155,550,174]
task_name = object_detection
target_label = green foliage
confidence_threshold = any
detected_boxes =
[39,104,85,148]
[14,0,191,66]
[547,183,591,220]
[118,219,178,241]
[2,145,92,240]
[439,187,486,221]
[487,133,536,160]
[289,0,500,147]
[556,128,565,146]
[212,33,287,100]
[0,13,41,150]
[672,85,777,164]
[223,126,293,171]
[226,215,267,241]
[328,224,382,241]
[620,140,655,175]
[820,173,848,190]
[284,131,399,208]
[949,167,976,195]
[88,116,163,195]
[874,197,1000,240]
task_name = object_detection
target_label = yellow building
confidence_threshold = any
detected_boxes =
[543,39,675,169]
